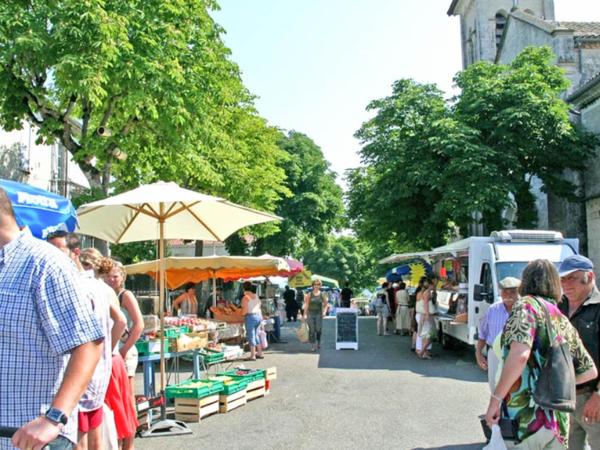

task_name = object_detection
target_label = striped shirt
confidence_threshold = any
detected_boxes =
[0,230,103,448]
[478,301,510,346]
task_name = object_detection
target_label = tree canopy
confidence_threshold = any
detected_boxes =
[0,0,289,221]
[348,47,597,249]
[233,131,344,256]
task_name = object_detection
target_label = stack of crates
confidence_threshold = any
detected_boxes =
[218,368,266,401]
[165,379,224,422]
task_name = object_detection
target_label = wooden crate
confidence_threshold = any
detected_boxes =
[219,388,247,413]
[246,379,266,401]
[174,394,220,422]
[265,367,277,381]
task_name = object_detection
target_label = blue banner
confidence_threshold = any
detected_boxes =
[0,179,78,239]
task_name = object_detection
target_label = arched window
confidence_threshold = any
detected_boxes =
[495,12,507,48]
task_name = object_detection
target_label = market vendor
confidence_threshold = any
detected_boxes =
[172,282,198,316]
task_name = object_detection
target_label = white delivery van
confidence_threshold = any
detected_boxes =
[380,230,579,348]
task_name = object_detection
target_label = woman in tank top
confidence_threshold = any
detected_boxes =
[242,281,264,360]
[303,279,328,351]
[104,260,144,412]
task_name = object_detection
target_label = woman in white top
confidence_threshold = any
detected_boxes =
[415,278,435,359]
[395,282,411,335]
[241,281,264,360]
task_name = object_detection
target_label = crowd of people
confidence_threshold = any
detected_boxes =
[0,188,141,450]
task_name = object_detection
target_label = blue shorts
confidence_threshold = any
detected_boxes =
[245,313,262,346]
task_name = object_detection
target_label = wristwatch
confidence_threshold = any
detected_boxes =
[45,407,68,426]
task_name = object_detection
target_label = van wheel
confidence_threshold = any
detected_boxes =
[438,326,453,350]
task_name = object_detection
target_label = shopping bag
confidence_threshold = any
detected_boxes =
[482,424,508,450]
[296,322,309,343]
[259,328,269,349]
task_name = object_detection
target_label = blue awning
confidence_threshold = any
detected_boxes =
[0,179,78,239]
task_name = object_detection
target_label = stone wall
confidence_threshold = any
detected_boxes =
[582,97,600,270]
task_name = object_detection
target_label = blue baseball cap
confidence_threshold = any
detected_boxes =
[559,255,594,277]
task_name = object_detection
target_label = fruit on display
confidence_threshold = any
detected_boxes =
[209,304,244,323]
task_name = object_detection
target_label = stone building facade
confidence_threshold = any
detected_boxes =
[448,0,600,259]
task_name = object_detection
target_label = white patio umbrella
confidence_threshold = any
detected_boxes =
[77,181,281,435]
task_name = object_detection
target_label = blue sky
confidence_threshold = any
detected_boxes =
[212,1,600,186]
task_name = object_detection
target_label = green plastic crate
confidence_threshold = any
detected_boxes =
[218,368,265,383]
[162,326,190,339]
[165,379,224,399]
[209,376,247,395]
[199,349,225,364]
[135,339,169,355]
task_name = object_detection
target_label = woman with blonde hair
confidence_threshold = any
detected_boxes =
[94,255,139,450]
[100,261,143,420]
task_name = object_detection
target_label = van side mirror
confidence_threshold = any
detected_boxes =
[474,284,487,303]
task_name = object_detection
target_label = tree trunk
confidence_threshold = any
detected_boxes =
[514,181,538,229]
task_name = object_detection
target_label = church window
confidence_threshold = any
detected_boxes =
[495,12,507,48]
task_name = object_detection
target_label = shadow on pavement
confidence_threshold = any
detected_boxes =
[310,316,486,383]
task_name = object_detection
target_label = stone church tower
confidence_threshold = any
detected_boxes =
[448,0,555,68]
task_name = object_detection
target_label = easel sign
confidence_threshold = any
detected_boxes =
[335,308,358,350]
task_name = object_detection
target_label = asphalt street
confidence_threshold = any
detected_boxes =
[134,317,490,450]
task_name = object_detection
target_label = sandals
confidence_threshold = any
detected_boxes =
[256,355,264,359]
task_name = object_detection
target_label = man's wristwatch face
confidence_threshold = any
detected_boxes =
[45,407,68,425]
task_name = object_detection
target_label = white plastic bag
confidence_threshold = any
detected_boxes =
[296,322,309,343]
[483,424,507,450]
[258,328,268,349]
[100,404,119,450]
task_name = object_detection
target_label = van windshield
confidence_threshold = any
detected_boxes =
[496,261,560,281]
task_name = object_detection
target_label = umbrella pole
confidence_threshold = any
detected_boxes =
[142,206,192,438]
[212,273,217,308]
[159,216,166,397]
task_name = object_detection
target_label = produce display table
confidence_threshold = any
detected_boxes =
[138,350,202,397]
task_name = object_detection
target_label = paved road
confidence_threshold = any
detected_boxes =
[134,317,490,450]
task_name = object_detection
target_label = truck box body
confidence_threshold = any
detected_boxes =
[380,230,579,346]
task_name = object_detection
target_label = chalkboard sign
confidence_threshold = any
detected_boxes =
[335,308,358,350]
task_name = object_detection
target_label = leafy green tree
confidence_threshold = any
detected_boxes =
[0,0,289,218]
[348,47,597,250]
[349,79,505,248]
[301,235,378,292]
[453,46,597,227]
[232,131,344,256]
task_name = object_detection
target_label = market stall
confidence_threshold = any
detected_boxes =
[77,181,281,437]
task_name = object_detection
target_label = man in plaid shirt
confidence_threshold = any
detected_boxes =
[0,188,104,450]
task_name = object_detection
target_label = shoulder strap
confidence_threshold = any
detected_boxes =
[535,296,557,344]
[117,289,127,306]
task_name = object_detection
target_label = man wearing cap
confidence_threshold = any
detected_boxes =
[559,254,600,449]
[475,276,521,392]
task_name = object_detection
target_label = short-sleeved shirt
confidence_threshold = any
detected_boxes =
[0,230,104,448]
[78,270,112,412]
[478,302,510,346]
[501,295,594,446]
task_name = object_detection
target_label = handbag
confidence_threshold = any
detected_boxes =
[532,297,576,413]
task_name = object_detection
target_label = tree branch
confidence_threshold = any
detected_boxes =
[81,96,91,142]
[99,95,122,130]
[61,94,77,120]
